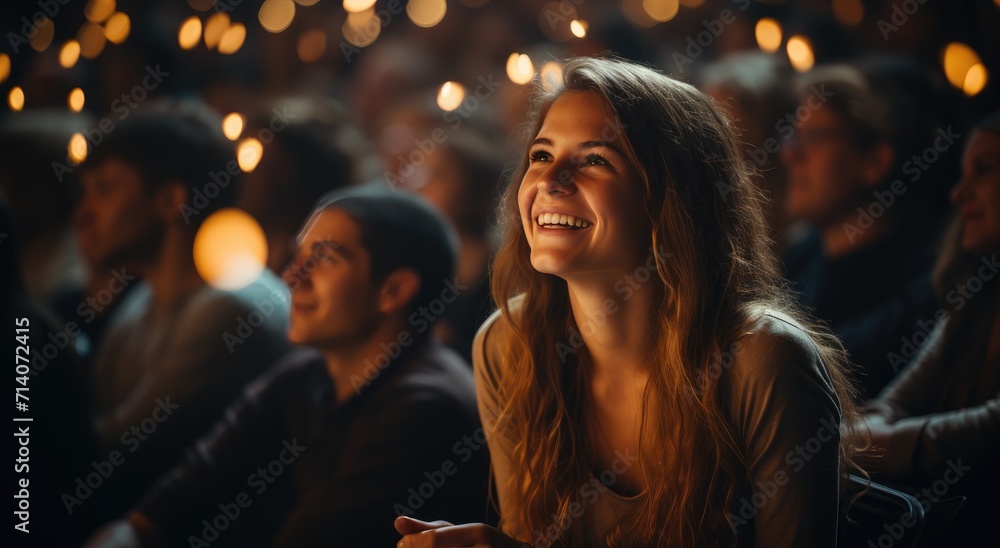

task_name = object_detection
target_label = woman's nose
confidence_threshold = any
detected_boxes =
[537,158,576,195]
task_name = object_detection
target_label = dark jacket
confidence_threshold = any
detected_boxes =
[136,340,491,547]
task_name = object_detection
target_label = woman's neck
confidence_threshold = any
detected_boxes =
[564,273,656,381]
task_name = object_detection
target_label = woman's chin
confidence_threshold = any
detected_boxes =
[529,253,572,276]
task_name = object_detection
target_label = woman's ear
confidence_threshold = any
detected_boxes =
[378,268,422,315]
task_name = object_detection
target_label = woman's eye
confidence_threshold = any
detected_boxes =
[529,149,551,163]
[582,153,609,167]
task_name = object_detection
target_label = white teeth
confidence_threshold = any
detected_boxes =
[536,212,591,228]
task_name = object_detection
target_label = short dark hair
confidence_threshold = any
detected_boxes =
[316,186,458,323]
[83,99,236,227]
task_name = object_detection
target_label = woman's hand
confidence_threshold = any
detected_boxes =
[394,516,531,548]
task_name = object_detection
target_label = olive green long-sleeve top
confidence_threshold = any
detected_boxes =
[473,306,843,547]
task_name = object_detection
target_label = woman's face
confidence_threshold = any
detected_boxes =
[953,129,1000,254]
[517,91,650,281]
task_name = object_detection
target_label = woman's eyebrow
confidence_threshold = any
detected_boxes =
[578,140,626,156]
[529,136,625,156]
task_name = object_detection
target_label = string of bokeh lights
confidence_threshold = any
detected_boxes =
[0,0,992,290]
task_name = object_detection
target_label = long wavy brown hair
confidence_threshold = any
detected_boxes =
[489,57,868,546]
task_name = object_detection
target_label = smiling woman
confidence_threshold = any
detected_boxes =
[395,56,870,548]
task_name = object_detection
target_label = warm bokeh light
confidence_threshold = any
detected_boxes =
[218,23,247,54]
[538,2,577,42]
[295,0,321,6]
[343,9,381,47]
[344,0,377,12]
[103,12,131,44]
[832,0,864,26]
[68,88,85,112]
[59,40,81,68]
[259,0,297,33]
[570,20,588,38]
[28,17,55,52]
[204,12,230,50]
[297,29,327,63]
[222,113,246,141]
[642,0,679,23]
[68,133,88,164]
[78,22,108,59]
[237,137,265,172]
[620,0,658,29]
[407,0,448,28]
[963,63,989,96]
[0,54,10,83]
[85,0,116,24]
[179,17,202,50]
[437,81,466,111]
[540,61,563,92]
[942,42,983,93]
[9,87,24,112]
[506,52,535,85]
[786,35,814,72]
[193,208,268,290]
[755,18,782,54]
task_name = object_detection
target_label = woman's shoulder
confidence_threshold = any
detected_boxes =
[472,297,522,369]
[725,307,836,395]
[471,295,529,395]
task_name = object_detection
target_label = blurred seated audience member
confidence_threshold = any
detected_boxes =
[698,52,796,249]
[862,111,1000,545]
[75,100,290,519]
[348,37,437,136]
[780,60,951,399]
[386,123,504,361]
[0,111,92,317]
[237,97,366,273]
[85,189,490,547]
[2,199,101,547]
